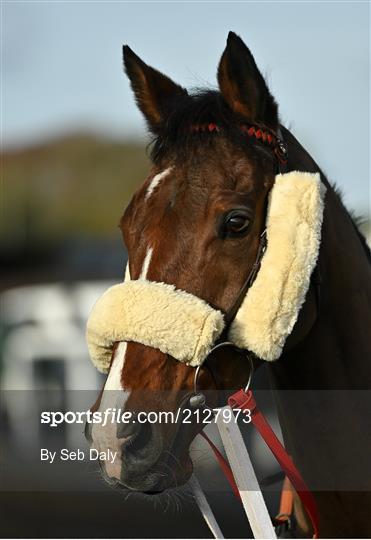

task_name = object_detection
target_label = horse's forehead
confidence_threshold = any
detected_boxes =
[141,153,257,205]
[122,146,268,252]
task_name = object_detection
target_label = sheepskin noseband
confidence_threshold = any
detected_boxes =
[86,171,325,373]
[87,280,225,372]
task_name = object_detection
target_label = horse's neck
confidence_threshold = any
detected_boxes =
[271,127,371,390]
[265,130,371,537]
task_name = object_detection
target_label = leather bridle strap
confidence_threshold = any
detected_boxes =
[222,229,267,330]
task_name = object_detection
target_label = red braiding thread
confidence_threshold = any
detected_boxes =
[190,122,280,155]
[243,124,279,148]
[190,123,220,133]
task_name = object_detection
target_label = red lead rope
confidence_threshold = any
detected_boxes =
[200,430,241,501]
[201,389,320,538]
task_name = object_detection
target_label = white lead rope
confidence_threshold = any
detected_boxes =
[189,474,224,539]
[192,406,277,539]
[216,406,277,539]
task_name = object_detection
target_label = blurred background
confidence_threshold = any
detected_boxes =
[1,1,369,538]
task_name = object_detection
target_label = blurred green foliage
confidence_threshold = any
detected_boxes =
[1,134,369,258]
[1,135,150,252]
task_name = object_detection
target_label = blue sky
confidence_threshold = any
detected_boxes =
[2,1,369,213]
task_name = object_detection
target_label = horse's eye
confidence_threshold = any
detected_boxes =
[224,210,251,236]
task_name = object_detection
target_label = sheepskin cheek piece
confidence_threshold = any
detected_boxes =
[86,171,325,373]
[229,171,326,360]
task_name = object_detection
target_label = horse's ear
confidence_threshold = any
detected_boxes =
[217,32,278,128]
[123,45,188,133]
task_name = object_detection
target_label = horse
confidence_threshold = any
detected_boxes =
[86,32,371,538]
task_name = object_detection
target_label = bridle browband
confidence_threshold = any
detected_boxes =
[190,121,289,167]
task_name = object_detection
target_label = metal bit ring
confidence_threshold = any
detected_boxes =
[193,341,254,397]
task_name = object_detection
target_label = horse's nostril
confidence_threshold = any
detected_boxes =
[117,415,141,441]
[84,421,92,442]
[124,419,153,457]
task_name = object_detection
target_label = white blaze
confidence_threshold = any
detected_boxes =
[93,247,154,479]
[124,262,131,281]
[145,167,172,200]
[91,342,129,479]
[108,247,152,391]
[139,247,153,279]
[104,342,128,391]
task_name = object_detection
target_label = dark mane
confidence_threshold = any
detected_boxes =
[150,89,274,164]
[331,183,371,263]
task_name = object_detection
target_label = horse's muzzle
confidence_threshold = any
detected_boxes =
[86,408,195,493]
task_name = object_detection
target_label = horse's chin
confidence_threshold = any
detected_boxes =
[101,454,193,495]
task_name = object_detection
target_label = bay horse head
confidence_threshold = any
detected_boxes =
[87,32,316,494]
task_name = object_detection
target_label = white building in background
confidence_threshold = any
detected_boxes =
[0,281,113,449]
